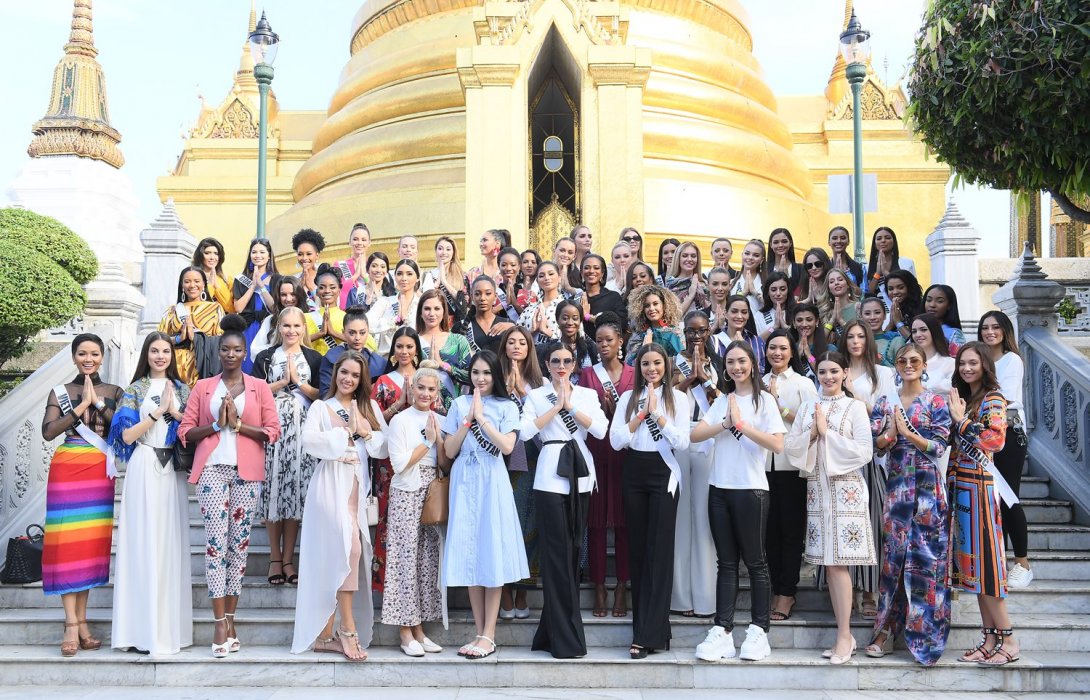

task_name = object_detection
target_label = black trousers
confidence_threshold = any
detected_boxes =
[709,486,771,632]
[622,450,679,650]
[994,424,1029,558]
[531,490,590,659]
[766,464,807,597]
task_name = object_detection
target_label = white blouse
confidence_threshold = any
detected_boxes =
[762,367,819,472]
[207,380,246,466]
[994,351,1026,426]
[609,386,691,454]
[785,394,874,477]
[922,354,955,401]
[366,294,421,355]
[387,406,439,492]
[519,385,608,495]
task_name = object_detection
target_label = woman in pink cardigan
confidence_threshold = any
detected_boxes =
[180,315,280,658]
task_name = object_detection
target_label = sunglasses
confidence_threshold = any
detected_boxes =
[895,357,924,368]
[622,236,641,243]
[805,261,825,270]
[549,357,576,366]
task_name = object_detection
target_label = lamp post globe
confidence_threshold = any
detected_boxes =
[249,11,279,240]
[840,10,871,263]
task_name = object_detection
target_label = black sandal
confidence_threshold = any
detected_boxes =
[267,559,285,586]
[958,627,995,663]
[978,628,1020,667]
[283,561,298,585]
[629,644,649,659]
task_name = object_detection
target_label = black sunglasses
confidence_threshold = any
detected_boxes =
[805,261,824,270]
[622,235,641,243]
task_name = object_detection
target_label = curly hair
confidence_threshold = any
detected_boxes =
[291,228,326,253]
[627,284,682,333]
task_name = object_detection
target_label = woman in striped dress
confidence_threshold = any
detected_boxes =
[41,334,123,656]
[948,342,1021,666]
[159,267,224,387]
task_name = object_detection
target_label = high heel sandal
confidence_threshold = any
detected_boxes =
[864,630,894,658]
[61,622,79,657]
[978,628,1020,667]
[211,617,230,658]
[224,612,240,653]
[77,620,102,651]
[267,559,285,586]
[958,628,995,663]
[829,638,857,665]
[629,643,649,659]
[283,561,299,585]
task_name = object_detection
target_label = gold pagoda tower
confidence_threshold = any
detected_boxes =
[160,1,949,279]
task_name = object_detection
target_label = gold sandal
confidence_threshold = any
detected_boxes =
[61,622,79,657]
[77,620,102,651]
[336,628,368,662]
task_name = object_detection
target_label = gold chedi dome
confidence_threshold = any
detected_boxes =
[27,0,124,169]
[268,0,824,260]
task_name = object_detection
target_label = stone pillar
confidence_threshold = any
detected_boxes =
[82,262,146,385]
[139,199,197,334]
[992,242,1066,342]
[926,196,982,328]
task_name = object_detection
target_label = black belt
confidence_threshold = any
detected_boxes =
[543,439,588,542]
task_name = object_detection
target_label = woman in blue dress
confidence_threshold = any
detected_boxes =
[441,349,528,660]
[232,238,279,373]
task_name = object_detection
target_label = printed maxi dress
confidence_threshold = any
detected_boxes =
[869,392,952,666]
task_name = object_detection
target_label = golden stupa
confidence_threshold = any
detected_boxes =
[159,0,949,279]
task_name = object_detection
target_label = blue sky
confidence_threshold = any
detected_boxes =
[0,0,1020,256]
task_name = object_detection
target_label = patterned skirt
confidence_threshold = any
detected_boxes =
[381,467,443,626]
[42,437,114,595]
[951,465,1007,598]
[259,394,316,521]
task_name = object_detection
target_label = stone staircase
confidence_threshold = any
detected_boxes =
[1,469,1089,692]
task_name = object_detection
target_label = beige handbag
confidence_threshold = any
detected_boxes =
[365,491,380,527]
[420,469,449,526]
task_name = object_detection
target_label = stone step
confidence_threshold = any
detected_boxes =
[0,644,1086,692]
[2,607,1088,652]
[4,578,1089,617]
[1019,499,1073,524]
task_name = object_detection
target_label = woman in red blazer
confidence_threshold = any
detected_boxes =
[180,315,280,658]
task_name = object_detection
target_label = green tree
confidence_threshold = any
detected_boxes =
[909,0,1090,222]
[0,209,98,368]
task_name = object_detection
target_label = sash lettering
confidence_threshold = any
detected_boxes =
[546,391,579,435]
[53,385,117,478]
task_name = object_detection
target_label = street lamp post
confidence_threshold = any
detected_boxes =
[839,10,872,264]
[248,12,279,240]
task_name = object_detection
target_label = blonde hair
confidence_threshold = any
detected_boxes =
[272,306,313,349]
[434,236,466,294]
[667,241,703,280]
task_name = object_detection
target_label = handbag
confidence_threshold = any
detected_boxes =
[1,524,45,584]
[172,435,195,473]
[365,490,380,527]
[420,469,449,526]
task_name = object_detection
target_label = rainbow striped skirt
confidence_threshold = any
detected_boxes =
[42,436,114,595]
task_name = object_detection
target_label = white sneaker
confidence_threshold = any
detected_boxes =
[695,625,736,661]
[1008,562,1034,589]
[739,624,771,661]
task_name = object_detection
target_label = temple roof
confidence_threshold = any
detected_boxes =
[27,0,124,168]
[190,2,280,140]
[823,0,908,120]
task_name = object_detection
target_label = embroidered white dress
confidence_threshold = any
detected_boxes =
[785,394,876,567]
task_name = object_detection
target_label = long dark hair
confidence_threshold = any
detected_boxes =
[498,326,544,392]
[657,238,681,279]
[175,266,208,303]
[840,320,880,394]
[764,228,798,276]
[555,300,595,366]
[469,349,512,401]
[978,310,1020,357]
[366,251,396,297]
[723,340,764,410]
[797,247,832,303]
[415,289,451,333]
[759,270,795,315]
[625,261,655,295]
[326,350,380,429]
[241,238,279,276]
[518,249,541,287]
[726,294,759,338]
[625,343,678,421]
[910,312,951,357]
[924,283,963,330]
[867,226,902,276]
[952,341,1002,415]
[192,237,226,279]
[384,326,424,372]
[764,328,805,377]
[886,269,924,322]
[791,303,830,357]
[130,332,182,384]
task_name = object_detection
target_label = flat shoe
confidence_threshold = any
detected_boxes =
[513,606,531,619]
[419,637,443,653]
[464,635,496,660]
[401,640,426,657]
[498,608,516,621]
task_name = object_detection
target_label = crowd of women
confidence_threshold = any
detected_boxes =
[39,223,1031,669]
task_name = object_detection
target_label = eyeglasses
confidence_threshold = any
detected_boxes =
[549,357,576,366]
[683,327,709,335]
[622,236,641,243]
[805,261,824,270]
[895,357,924,368]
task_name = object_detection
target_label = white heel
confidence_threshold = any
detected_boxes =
[225,612,240,653]
[211,617,229,658]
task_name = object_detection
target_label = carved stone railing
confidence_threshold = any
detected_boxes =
[995,244,1090,522]
[1058,285,1090,334]
[0,325,116,564]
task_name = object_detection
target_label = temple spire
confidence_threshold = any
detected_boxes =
[824,0,853,106]
[27,0,124,168]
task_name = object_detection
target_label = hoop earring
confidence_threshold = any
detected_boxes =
[200,291,208,302]
[894,373,903,388]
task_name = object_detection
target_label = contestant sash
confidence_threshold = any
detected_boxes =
[53,385,117,479]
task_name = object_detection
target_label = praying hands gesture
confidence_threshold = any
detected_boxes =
[810,403,827,439]
[948,392,967,424]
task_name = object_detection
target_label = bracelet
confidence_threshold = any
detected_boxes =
[823,322,833,331]
[212,421,222,433]
[781,407,790,418]
[807,354,816,365]
[234,418,243,432]
[735,419,748,431]
[895,321,905,330]
[584,313,592,322]
[423,437,435,449]
[872,273,881,280]
[463,418,473,428]
[721,419,732,431]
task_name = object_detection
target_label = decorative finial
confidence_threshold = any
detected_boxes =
[249,1,258,33]
[842,0,854,31]
[1015,241,1048,281]
[65,0,97,58]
